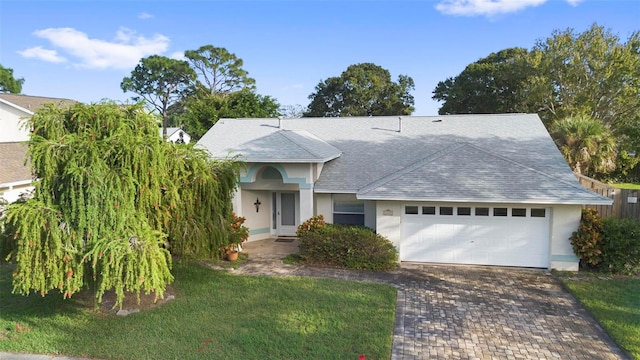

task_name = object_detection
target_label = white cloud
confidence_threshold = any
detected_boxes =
[138,12,153,19]
[24,27,169,69]
[17,46,67,63]
[170,51,186,60]
[565,0,583,6]
[435,0,551,16]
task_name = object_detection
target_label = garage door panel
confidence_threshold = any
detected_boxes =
[401,212,549,268]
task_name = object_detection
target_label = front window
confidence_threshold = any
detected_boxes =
[333,195,365,226]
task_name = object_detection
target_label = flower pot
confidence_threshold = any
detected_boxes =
[226,251,239,261]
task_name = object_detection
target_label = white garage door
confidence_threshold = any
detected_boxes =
[401,205,550,268]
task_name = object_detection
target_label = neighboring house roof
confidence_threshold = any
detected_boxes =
[222,130,342,163]
[0,142,31,185]
[197,114,612,205]
[160,127,191,143]
[0,94,76,189]
[161,127,183,138]
[0,93,76,114]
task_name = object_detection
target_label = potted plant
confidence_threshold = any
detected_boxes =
[223,212,249,261]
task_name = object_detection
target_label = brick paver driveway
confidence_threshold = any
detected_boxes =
[392,263,627,360]
[233,249,627,360]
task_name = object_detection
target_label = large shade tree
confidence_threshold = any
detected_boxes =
[529,24,640,174]
[432,24,640,178]
[432,25,640,127]
[172,89,280,140]
[305,63,415,117]
[0,64,24,93]
[432,48,534,115]
[121,55,196,137]
[528,24,640,127]
[1,102,241,307]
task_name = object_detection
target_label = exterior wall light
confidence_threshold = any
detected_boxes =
[254,198,261,212]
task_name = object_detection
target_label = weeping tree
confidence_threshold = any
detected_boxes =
[1,102,241,307]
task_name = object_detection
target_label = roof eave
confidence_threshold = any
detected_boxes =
[314,189,358,194]
[215,153,341,164]
[244,159,329,163]
[0,179,34,188]
[354,194,614,205]
[0,98,35,116]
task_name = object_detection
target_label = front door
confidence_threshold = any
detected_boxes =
[276,192,297,236]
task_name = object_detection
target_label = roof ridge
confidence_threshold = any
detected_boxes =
[224,129,341,163]
[463,142,596,194]
[280,129,342,158]
[223,132,275,159]
[279,130,323,159]
[358,142,468,194]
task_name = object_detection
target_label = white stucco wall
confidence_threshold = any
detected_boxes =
[239,189,272,241]
[314,193,332,222]
[549,205,582,271]
[0,104,31,142]
[375,201,402,249]
[299,189,313,223]
[237,163,317,241]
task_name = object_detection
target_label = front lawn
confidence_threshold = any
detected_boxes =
[561,277,640,359]
[610,182,640,190]
[0,262,396,360]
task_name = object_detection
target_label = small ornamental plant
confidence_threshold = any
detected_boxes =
[296,215,327,237]
[223,212,249,254]
[570,208,604,267]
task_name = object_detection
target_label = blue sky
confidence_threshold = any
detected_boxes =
[1,0,638,115]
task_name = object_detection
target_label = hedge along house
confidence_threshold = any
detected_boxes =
[197,115,612,271]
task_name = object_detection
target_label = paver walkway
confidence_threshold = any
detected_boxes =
[230,254,628,360]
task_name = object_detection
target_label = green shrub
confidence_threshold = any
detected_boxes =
[600,217,640,275]
[570,208,604,267]
[299,224,398,271]
[296,214,327,237]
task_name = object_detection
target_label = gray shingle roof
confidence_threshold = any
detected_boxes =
[357,142,606,204]
[197,114,611,205]
[219,129,341,163]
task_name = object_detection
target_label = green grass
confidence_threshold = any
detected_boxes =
[610,183,640,189]
[561,277,640,359]
[282,253,302,265]
[0,262,396,360]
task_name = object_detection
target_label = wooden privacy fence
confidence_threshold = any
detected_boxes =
[576,174,640,220]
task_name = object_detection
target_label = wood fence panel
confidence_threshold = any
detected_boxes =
[619,189,640,220]
[575,174,640,220]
